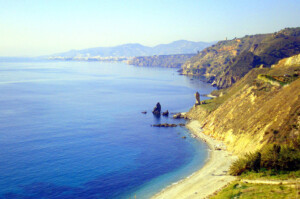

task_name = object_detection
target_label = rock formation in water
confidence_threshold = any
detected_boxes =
[162,110,169,116]
[152,123,177,127]
[152,102,161,116]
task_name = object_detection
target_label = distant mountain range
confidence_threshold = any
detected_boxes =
[49,40,215,59]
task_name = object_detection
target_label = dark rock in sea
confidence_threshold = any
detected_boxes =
[152,102,161,116]
[162,110,169,116]
[179,123,185,126]
[152,123,177,127]
[141,111,147,114]
[182,136,187,139]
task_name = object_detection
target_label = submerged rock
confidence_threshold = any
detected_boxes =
[162,110,169,116]
[152,102,161,116]
[141,111,147,114]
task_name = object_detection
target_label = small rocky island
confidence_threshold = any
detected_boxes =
[152,102,161,116]
[162,110,169,116]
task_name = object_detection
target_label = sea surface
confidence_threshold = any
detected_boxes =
[0,61,214,199]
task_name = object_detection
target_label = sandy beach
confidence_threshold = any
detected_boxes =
[151,120,237,199]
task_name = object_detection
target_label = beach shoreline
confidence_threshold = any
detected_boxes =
[151,120,237,199]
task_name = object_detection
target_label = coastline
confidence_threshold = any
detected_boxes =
[151,120,237,199]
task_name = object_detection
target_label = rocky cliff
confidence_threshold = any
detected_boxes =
[181,27,300,89]
[128,54,195,68]
[187,54,300,155]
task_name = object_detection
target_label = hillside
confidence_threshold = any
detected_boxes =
[48,40,214,60]
[127,54,195,68]
[181,27,300,88]
[186,54,300,155]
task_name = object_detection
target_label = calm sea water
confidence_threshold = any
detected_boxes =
[0,61,214,199]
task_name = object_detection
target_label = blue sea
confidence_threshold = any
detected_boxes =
[0,61,214,199]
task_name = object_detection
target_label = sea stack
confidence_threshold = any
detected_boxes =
[195,91,201,105]
[152,102,161,116]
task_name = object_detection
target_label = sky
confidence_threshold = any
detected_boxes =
[0,0,299,57]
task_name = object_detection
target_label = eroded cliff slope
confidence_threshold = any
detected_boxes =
[182,27,300,89]
[128,54,195,68]
[187,54,300,155]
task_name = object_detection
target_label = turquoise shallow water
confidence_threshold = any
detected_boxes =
[0,61,214,199]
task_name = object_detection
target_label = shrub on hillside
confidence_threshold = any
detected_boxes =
[261,144,300,171]
[229,144,300,176]
[229,152,260,176]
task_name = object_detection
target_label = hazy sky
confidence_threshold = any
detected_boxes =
[1,0,299,56]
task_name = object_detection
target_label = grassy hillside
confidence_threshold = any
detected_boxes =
[181,27,300,88]
[211,179,299,199]
[186,54,300,155]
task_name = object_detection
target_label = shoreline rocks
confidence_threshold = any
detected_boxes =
[173,113,182,119]
[151,123,186,127]
[152,123,177,127]
[173,112,187,119]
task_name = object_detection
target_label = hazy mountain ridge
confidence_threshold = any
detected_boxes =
[181,27,300,88]
[49,40,214,59]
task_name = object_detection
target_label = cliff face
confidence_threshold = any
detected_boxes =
[128,54,195,68]
[187,54,300,155]
[182,27,300,89]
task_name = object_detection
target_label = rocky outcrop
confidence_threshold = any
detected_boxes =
[128,54,196,68]
[173,112,188,119]
[195,92,201,105]
[152,123,177,127]
[152,123,186,127]
[181,27,300,89]
[271,54,300,68]
[162,110,169,116]
[152,102,161,116]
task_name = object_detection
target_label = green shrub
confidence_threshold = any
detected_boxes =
[261,144,300,171]
[250,152,261,172]
[230,144,300,176]
[229,152,259,176]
